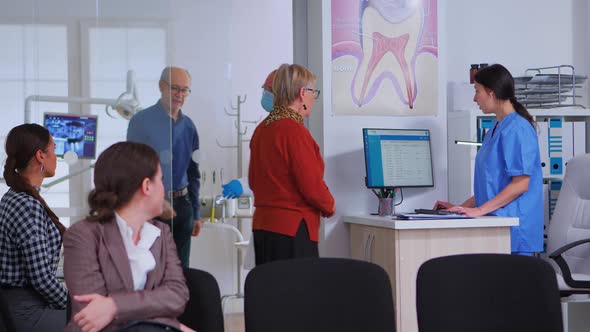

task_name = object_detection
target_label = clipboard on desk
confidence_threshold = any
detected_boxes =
[396,213,473,220]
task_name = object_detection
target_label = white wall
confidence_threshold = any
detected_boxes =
[0,0,292,193]
[305,1,448,257]
[305,0,587,258]
[445,0,576,81]
[0,0,292,296]
[445,0,588,206]
[171,0,293,194]
[0,0,171,18]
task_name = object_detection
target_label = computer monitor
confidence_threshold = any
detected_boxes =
[43,113,98,159]
[363,128,434,188]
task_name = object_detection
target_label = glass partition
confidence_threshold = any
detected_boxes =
[1,0,291,222]
[0,0,293,300]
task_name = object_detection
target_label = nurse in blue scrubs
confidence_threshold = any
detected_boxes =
[436,64,543,255]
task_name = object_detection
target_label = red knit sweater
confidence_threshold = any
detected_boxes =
[248,117,335,242]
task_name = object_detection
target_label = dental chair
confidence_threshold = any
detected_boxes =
[546,153,590,296]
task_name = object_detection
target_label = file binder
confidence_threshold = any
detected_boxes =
[538,121,550,178]
[548,117,564,175]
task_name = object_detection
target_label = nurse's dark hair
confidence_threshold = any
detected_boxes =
[3,124,65,235]
[87,141,160,223]
[474,64,535,128]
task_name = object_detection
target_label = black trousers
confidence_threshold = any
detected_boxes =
[253,219,318,266]
[158,195,194,268]
[1,287,65,332]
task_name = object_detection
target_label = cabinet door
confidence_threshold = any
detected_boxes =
[357,226,398,331]
[350,224,396,265]
[367,227,396,270]
[350,224,372,261]
[367,227,397,303]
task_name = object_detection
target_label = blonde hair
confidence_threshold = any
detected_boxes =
[272,64,316,107]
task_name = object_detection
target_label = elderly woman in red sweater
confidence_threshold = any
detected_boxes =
[248,63,335,265]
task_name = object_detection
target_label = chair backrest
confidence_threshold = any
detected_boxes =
[178,268,224,332]
[244,257,395,332]
[416,254,563,332]
[0,288,16,332]
[547,154,590,274]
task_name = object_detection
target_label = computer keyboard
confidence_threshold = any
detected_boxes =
[414,208,458,215]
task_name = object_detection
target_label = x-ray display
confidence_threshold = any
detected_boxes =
[43,113,98,159]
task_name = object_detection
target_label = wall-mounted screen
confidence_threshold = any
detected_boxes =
[43,113,98,159]
[363,128,434,188]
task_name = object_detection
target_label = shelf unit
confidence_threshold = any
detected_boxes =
[516,65,587,109]
[449,108,590,199]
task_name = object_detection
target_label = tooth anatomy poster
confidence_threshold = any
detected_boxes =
[331,0,438,116]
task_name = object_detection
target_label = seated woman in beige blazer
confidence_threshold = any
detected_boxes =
[63,142,193,332]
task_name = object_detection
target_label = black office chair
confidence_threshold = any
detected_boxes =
[244,257,395,332]
[0,288,16,332]
[178,268,224,332]
[416,254,563,332]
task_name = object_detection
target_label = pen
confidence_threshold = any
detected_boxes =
[371,189,382,199]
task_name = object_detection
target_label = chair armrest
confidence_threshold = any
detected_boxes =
[549,238,590,289]
[549,238,590,258]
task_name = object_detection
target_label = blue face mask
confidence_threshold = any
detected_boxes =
[260,90,274,112]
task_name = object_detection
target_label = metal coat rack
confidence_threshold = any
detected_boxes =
[216,94,262,178]
[214,94,262,305]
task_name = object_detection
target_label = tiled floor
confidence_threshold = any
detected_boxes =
[224,313,245,332]
[223,297,245,332]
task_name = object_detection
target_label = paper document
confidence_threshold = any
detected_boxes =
[396,213,473,220]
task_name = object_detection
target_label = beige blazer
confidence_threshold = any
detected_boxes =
[63,217,189,332]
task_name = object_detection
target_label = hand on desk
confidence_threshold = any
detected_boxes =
[447,206,485,218]
[433,200,454,210]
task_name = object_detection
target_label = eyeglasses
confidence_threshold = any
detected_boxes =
[306,88,321,99]
[163,80,191,96]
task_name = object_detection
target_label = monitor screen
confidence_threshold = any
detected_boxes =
[43,113,98,159]
[363,128,434,188]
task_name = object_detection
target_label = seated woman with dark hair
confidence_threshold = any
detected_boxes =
[63,142,192,332]
[0,124,68,332]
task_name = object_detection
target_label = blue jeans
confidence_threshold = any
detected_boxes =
[164,195,194,268]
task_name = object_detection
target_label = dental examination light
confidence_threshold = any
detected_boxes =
[105,70,141,120]
[24,70,142,124]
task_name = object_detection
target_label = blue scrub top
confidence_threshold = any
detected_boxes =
[474,112,543,253]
